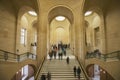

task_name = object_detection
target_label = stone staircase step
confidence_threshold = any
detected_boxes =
[38,49,85,80]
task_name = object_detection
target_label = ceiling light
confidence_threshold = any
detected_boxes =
[55,16,65,21]
[85,11,92,16]
[28,11,37,16]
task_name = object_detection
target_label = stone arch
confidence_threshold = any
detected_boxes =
[29,64,37,72]
[47,6,73,51]
[48,6,74,24]
[86,64,115,80]
[83,7,106,53]
[18,6,38,31]
[16,5,38,54]
[86,64,94,77]
[11,64,36,80]
[84,7,103,17]
[18,6,38,19]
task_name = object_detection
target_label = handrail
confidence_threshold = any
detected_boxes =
[76,57,89,80]
[0,49,18,55]
[86,50,120,61]
[35,56,46,80]
[106,50,120,55]
[0,49,36,62]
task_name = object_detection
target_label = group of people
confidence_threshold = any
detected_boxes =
[48,42,68,60]
[48,45,57,60]
[40,66,81,80]
[73,66,81,79]
[66,58,82,79]
[86,49,101,58]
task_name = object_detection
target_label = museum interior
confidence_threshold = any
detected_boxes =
[0,0,120,80]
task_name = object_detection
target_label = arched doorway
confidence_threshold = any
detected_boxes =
[12,64,36,80]
[84,11,103,54]
[86,64,115,80]
[47,6,74,59]
[50,16,70,46]
[16,6,38,56]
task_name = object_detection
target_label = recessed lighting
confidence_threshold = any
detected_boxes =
[28,11,37,16]
[85,11,92,16]
[55,16,65,21]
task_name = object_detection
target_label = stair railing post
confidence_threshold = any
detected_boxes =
[104,54,107,61]
[4,52,8,61]
[17,55,20,62]
[32,54,34,59]
[27,52,29,58]
[117,51,120,60]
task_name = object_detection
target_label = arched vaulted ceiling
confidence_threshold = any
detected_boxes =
[83,0,120,15]
[0,0,39,16]
[48,6,74,24]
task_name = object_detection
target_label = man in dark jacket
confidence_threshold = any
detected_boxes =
[66,57,70,64]
[41,74,46,80]
[73,66,77,77]
[77,66,81,79]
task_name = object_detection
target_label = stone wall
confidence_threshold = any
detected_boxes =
[0,1,16,52]
[106,6,120,52]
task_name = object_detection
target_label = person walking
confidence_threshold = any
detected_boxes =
[77,66,81,79]
[73,66,77,77]
[47,72,51,80]
[58,48,63,60]
[41,74,46,80]
[66,57,69,64]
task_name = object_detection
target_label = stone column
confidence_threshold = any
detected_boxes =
[37,12,47,65]
[70,24,75,55]
[100,15,106,54]
[75,11,86,65]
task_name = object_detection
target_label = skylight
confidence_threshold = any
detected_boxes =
[85,11,93,16]
[28,11,37,16]
[55,16,65,21]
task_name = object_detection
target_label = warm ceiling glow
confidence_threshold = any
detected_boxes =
[85,11,92,16]
[28,11,37,16]
[55,16,65,21]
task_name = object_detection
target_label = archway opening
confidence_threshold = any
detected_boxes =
[50,16,70,45]
[86,64,115,80]
[84,11,101,53]
[12,64,36,80]
[47,6,74,59]
[16,8,38,56]
[48,16,71,59]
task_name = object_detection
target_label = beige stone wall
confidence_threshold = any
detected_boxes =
[0,1,16,52]
[106,6,120,52]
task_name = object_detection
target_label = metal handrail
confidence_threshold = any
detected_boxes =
[86,50,120,61]
[76,57,89,80]
[0,49,36,62]
[35,56,46,80]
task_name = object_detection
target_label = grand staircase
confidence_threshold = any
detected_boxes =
[38,49,85,80]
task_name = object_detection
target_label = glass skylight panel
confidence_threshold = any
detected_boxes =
[28,11,37,16]
[85,11,92,16]
[55,16,65,21]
